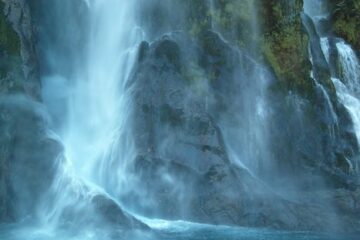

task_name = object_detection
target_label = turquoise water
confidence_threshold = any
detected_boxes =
[1,219,358,240]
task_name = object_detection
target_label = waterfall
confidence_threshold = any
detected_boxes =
[39,0,144,226]
[305,33,338,136]
[61,0,142,192]
[335,42,360,143]
[2,0,360,237]
[336,41,360,95]
[302,0,360,184]
[303,0,329,19]
[324,39,360,144]
[332,77,360,145]
[320,37,330,63]
[303,1,338,132]
[305,0,360,147]
[209,0,216,30]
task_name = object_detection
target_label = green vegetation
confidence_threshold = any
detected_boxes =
[331,0,360,51]
[209,0,258,47]
[180,0,211,37]
[0,1,23,93]
[181,60,211,97]
[183,0,316,97]
[259,0,315,96]
[0,1,21,55]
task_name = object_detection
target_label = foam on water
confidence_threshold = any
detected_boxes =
[1,221,357,240]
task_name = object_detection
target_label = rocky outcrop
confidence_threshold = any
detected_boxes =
[0,0,39,98]
[0,95,59,221]
[330,0,360,53]
[0,1,148,230]
[0,95,148,230]
[118,1,360,232]
[0,0,53,222]
[0,0,22,95]
[270,11,360,191]
[118,30,360,231]
[259,0,313,95]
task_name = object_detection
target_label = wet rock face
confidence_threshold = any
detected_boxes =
[268,12,359,190]
[329,0,360,53]
[0,0,148,230]
[0,0,39,98]
[125,33,231,218]
[91,194,149,230]
[259,0,313,95]
[126,31,238,221]
[121,30,359,231]
[0,95,148,229]
[55,186,149,230]
[131,34,230,173]
[0,0,22,95]
[0,96,61,221]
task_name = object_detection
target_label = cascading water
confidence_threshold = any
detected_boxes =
[303,0,328,19]
[208,0,216,30]
[335,42,360,145]
[304,0,360,147]
[222,61,272,175]
[303,0,338,136]
[320,38,360,146]
[208,0,272,177]
[62,0,142,191]
[38,0,145,230]
[336,41,360,95]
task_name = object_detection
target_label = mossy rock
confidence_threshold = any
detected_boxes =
[183,0,211,36]
[330,0,360,52]
[155,39,181,69]
[259,0,315,97]
[0,1,23,93]
[187,0,319,99]
[0,1,21,55]
[209,0,258,46]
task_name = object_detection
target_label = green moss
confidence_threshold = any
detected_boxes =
[333,18,359,49]
[0,1,21,55]
[181,60,211,97]
[189,19,209,37]
[0,1,24,93]
[187,0,316,97]
[330,0,360,51]
[0,54,24,93]
[160,104,184,127]
[211,0,257,47]
[260,0,314,96]
[221,0,255,23]
[181,0,211,37]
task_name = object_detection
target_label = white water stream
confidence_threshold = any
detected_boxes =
[305,0,360,147]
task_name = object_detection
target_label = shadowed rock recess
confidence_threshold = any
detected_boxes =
[1,0,360,236]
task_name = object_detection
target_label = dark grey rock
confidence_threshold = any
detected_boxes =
[0,95,59,220]
[0,95,148,230]
[118,30,360,232]
[2,0,39,98]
